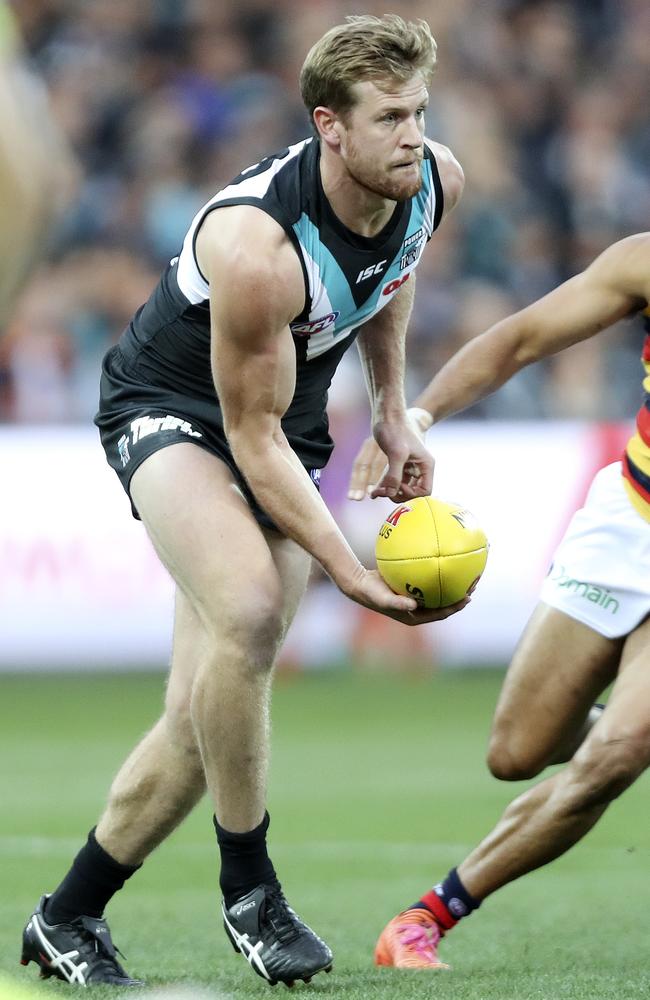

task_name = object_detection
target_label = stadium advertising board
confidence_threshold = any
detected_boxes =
[0,423,630,669]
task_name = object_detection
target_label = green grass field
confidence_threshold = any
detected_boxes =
[1,669,648,999]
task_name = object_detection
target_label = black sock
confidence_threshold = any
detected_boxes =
[214,811,277,908]
[44,828,141,923]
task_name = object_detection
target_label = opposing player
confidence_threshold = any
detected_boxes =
[20,15,467,988]
[349,233,650,969]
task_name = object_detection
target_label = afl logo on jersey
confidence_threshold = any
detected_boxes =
[291,311,340,337]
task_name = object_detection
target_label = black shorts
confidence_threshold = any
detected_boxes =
[94,346,322,533]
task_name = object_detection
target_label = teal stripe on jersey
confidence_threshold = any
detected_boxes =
[292,213,357,326]
[353,160,436,320]
[292,157,435,340]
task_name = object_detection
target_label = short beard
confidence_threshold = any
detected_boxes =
[346,148,422,202]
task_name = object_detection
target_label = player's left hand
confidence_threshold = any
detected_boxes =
[347,408,433,502]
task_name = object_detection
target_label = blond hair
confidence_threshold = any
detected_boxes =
[300,14,437,124]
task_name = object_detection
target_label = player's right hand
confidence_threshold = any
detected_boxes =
[340,566,469,625]
[348,407,433,501]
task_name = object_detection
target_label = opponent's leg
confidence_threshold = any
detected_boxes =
[375,604,622,969]
[377,616,650,971]
[486,603,621,780]
[457,614,650,899]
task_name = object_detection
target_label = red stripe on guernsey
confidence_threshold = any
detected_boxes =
[418,891,458,932]
[622,452,650,505]
[637,405,650,448]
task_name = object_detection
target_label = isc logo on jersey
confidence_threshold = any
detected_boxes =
[291,311,340,337]
[356,260,387,284]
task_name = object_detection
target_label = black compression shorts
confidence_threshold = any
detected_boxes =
[94,345,322,533]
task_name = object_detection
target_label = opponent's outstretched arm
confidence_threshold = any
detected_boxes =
[414,233,649,425]
[348,233,650,498]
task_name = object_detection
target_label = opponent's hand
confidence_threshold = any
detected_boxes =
[347,407,434,503]
[347,432,388,501]
[340,565,469,625]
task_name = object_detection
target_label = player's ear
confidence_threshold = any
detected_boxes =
[312,106,343,149]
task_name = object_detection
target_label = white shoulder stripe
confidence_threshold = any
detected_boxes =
[421,140,440,237]
[214,138,310,203]
[176,138,312,304]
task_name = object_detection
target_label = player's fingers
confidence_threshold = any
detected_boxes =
[348,438,385,500]
[369,472,400,500]
[368,452,412,500]
[404,456,433,490]
[367,452,389,495]
[405,596,470,624]
[415,457,434,495]
[378,458,434,503]
[394,479,430,502]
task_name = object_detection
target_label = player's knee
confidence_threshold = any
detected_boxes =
[486,731,545,781]
[193,573,284,658]
[235,603,284,667]
[564,733,647,809]
[229,607,283,673]
[204,592,285,674]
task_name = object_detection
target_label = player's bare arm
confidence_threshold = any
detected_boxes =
[349,233,649,499]
[198,207,460,625]
[415,232,650,424]
[355,275,433,501]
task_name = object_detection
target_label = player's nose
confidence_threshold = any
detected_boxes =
[399,117,423,149]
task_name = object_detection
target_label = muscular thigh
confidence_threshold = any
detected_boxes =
[597,614,650,750]
[166,541,310,715]
[490,602,622,769]
[130,442,310,637]
[566,614,650,796]
[262,527,312,639]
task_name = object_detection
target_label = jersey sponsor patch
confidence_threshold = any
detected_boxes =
[118,414,203,467]
[381,273,411,298]
[546,562,620,615]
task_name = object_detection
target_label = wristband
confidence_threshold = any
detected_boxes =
[407,406,434,433]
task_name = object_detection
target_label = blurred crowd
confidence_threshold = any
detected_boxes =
[1,0,649,424]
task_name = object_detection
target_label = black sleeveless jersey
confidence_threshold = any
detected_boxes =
[115,137,444,466]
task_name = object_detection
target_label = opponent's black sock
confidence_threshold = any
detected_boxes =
[412,867,481,930]
[214,811,277,908]
[44,828,141,923]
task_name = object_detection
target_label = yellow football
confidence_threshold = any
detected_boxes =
[375,496,488,609]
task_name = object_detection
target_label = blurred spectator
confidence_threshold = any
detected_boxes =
[1,0,648,423]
